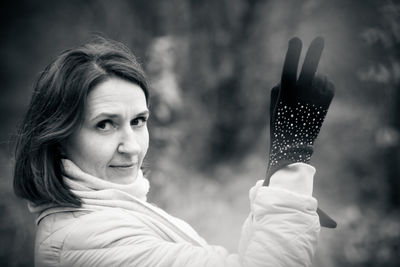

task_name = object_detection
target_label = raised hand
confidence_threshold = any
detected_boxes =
[264,37,336,228]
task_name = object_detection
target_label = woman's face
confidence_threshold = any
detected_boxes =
[63,78,149,184]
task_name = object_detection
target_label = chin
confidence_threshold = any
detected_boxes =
[106,172,138,184]
[116,175,137,185]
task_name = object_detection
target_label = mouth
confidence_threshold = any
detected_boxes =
[109,163,137,169]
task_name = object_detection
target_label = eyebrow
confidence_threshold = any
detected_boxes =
[90,110,150,121]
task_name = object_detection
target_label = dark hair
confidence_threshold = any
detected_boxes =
[13,37,149,207]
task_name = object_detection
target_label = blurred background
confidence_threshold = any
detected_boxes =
[1,0,399,266]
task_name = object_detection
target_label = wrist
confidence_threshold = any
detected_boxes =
[268,162,316,196]
[268,144,313,170]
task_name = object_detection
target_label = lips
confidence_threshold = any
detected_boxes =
[109,163,137,168]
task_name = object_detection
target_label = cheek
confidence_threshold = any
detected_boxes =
[81,139,114,164]
[65,130,118,173]
[139,128,150,158]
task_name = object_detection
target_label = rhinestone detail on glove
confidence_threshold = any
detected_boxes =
[268,101,328,171]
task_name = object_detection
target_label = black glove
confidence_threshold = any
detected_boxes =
[264,37,337,228]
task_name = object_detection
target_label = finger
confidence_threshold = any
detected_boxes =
[310,75,335,107]
[281,37,302,91]
[298,37,324,89]
[270,85,280,115]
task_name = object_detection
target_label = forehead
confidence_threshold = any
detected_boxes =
[86,78,147,117]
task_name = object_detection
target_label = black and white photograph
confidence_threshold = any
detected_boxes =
[1,0,399,266]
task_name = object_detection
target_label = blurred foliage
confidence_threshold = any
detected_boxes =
[1,0,400,266]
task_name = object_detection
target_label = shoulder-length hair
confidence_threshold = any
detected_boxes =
[13,37,149,207]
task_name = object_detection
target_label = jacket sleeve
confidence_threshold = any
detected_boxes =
[238,163,320,267]
[59,163,319,267]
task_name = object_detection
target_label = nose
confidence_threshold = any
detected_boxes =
[117,127,141,155]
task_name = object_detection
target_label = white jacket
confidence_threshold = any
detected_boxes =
[30,160,320,267]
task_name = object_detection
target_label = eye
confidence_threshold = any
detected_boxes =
[131,116,148,127]
[96,120,114,131]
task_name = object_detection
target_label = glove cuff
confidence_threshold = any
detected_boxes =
[266,144,313,183]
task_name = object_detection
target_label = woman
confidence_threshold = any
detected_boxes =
[14,37,335,267]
